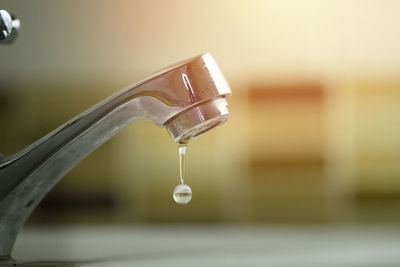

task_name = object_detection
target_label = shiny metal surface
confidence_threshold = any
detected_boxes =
[165,98,230,143]
[0,53,231,257]
[0,9,19,43]
[0,10,12,40]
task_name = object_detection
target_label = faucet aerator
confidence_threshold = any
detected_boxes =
[165,98,230,144]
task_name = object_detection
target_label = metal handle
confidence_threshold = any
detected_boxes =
[0,9,20,43]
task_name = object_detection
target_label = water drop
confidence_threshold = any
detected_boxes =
[173,183,192,205]
[173,143,192,205]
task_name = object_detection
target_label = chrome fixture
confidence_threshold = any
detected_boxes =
[0,53,231,258]
[0,9,20,43]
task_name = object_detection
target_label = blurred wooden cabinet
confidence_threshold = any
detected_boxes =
[2,77,400,225]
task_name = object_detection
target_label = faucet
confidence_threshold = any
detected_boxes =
[0,53,232,258]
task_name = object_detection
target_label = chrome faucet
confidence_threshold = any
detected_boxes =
[0,53,231,258]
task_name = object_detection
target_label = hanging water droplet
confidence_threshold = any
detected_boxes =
[173,143,192,205]
[173,183,192,205]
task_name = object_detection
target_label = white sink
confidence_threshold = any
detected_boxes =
[11,225,400,267]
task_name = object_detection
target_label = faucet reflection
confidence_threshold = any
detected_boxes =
[0,53,231,258]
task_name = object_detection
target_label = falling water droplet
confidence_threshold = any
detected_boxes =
[173,143,192,205]
[173,183,192,205]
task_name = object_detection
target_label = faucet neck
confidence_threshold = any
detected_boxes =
[0,95,144,256]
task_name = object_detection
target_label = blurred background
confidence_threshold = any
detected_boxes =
[1,0,400,229]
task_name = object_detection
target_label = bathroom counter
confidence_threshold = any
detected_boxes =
[11,225,400,267]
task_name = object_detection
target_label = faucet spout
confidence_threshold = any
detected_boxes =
[0,53,231,258]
